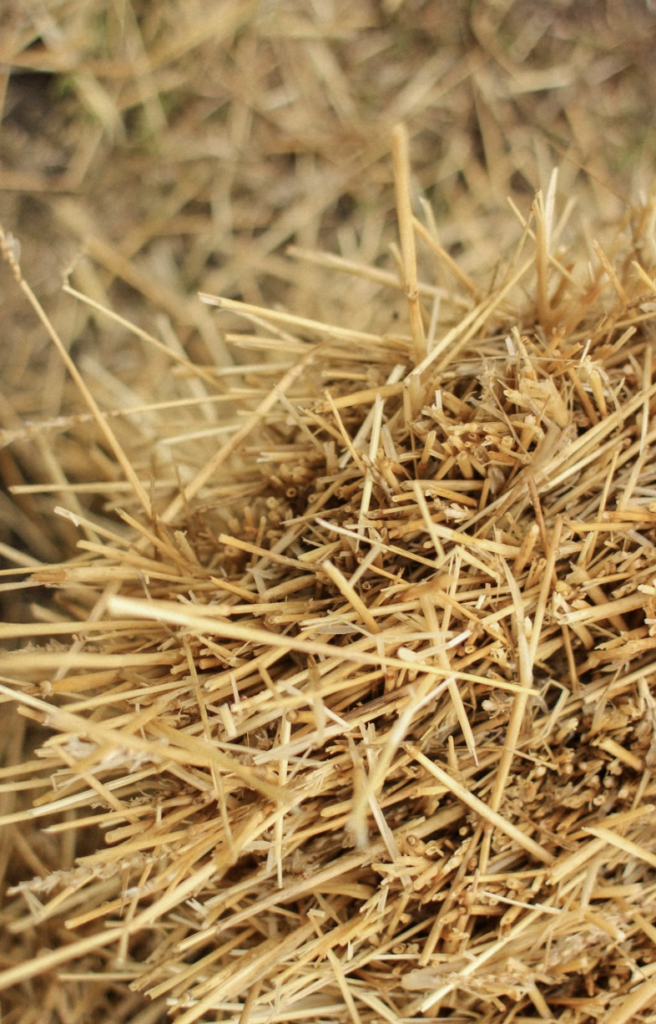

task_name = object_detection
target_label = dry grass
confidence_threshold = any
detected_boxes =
[3,2,656,1023]
[2,0,656,566]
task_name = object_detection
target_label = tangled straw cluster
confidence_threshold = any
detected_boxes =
[3,134,656,1024]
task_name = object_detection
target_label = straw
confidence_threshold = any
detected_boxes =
[3,5,656,1020]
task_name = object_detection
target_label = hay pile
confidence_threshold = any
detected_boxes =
[4,4,656,1024]
[2,122,656,1023]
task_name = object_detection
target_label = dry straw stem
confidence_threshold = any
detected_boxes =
[391,124,427,365]
[7,114,656,1023]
